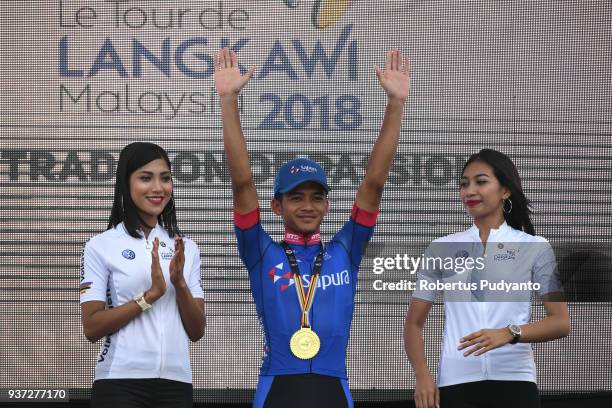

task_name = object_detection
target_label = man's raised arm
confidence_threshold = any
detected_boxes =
[214,48,258,214]
[355,49,410,212]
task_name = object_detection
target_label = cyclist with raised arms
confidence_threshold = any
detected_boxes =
[214,47,410,408]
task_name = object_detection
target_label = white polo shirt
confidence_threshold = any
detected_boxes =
[412,222,562,387]
[80,223,204,384]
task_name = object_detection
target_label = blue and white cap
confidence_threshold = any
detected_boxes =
[273,158,329,196]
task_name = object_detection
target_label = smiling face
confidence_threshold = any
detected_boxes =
[271,181,329,235]
[460,160,510,225]
[129,158,173,228]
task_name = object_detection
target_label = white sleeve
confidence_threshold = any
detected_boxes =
[532,240,564,296]
[79,239,109,303]
[411,243,439,303]
[186,240,204,299]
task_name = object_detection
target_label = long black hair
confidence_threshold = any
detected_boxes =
[463,149,535,235]
[108,142,180,238]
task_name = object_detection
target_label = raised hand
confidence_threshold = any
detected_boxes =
[214,48,256,98]
[148,237,167,301]
[374,49,410,102]
[169,237,186,288]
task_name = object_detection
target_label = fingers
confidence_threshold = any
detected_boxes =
[381,49,408,73]
[174,237,185,264]
[427,390,435,408]
[473,343,492,356]
[392,48,400,71]
[374,65,383,82]
[459,330,481,344]
[403,56,410,74]
[221,48,232,68]
[214,50,220,71]
[230,49,238,69]
[459,335,484,351]
[416,389,438,408]
[464,341,486,356]
[415,392,424,408]
[244,66,256,82]
[152,237,159,257]
[175,237,185,260]
[385,49,393,72]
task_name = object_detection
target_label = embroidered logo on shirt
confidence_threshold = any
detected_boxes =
[494,249,518,261]
[455,250,470,259]
[160,246,174,261]
[122,249,135,260]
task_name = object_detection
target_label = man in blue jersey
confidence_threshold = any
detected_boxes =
[214,47,410,408]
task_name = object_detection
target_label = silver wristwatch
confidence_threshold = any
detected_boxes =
[507,324,521,344]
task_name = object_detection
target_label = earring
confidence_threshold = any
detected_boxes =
[503,198,513,214]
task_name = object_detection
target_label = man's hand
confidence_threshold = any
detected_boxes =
[214,48,255,98]
[374,48,410,103]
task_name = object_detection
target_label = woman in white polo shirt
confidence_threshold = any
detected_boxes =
[80,142,205,408]
[405,149,570,408]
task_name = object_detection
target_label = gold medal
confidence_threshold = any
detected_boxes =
[290,327,320,359]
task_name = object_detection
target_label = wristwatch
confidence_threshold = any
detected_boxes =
[134,292,152,312]
[507,324,521,344]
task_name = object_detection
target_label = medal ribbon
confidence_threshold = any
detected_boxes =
[281,241,324,328]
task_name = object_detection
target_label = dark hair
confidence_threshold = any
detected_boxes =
[108,142,180,239]
[463,149,535,235]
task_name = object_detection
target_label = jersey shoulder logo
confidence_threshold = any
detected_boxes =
[122,249,136,260]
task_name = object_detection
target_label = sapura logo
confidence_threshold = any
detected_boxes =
[268,262,350,292]
[282,0,352,29]
[160,244,175,261]
[290,165,318,175]
[494,248,518,262]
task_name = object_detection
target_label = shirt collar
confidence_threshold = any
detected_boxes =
[283,229,321,246]
[468,221,509,241]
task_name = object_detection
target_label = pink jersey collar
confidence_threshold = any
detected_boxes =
[283,229,321,245]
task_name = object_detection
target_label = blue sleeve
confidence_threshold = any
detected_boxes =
[234,208,274,273]
[330,204,378,269]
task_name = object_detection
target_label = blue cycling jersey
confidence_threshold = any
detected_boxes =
[234,204,377,379]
